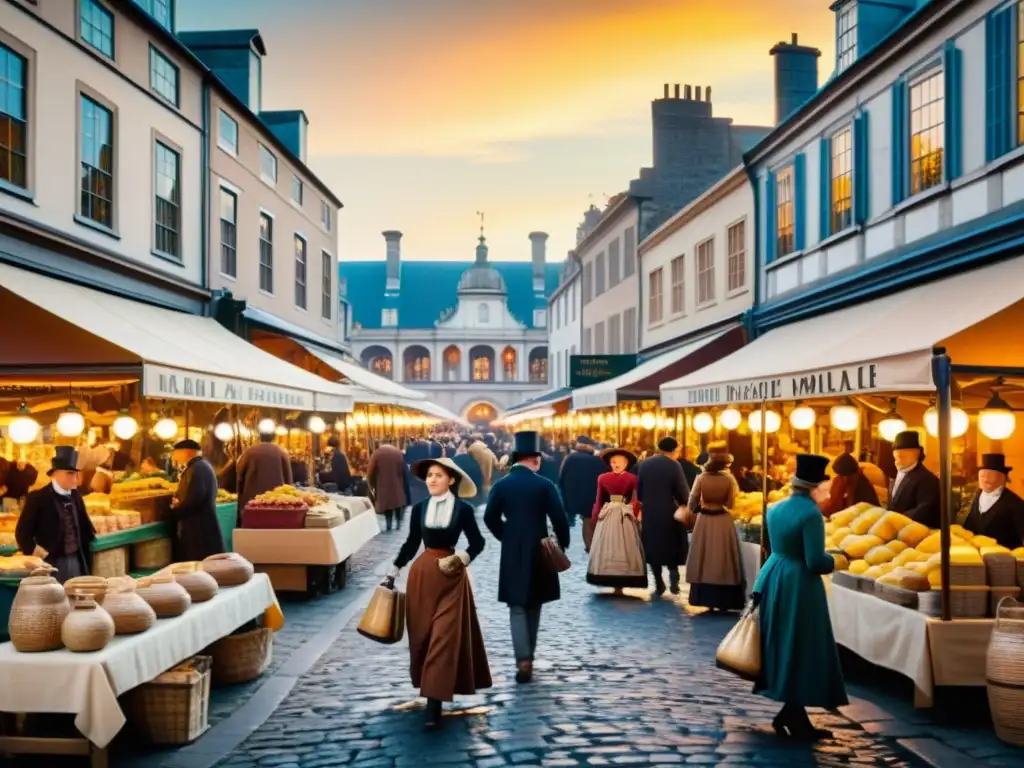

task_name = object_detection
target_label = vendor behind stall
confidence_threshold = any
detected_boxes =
[170,439,225,562]
[887,431,940,528]
[821,453,879,517]
[963,453,1024,550]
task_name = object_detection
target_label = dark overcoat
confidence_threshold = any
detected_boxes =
[367,445,409,512]
[558,449,606,520]
[171,456,226,562]
[16,485,96,571]
[888,464,940,528]
[404,440,430,467]
[484,464,570,608]
[636,454,691,566]
[965,487,1024,550]
[539,452,561,486]
[236,442,293,512]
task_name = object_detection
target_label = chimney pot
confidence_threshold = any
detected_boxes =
[663,83,669,98]
[792,32,798,44]
[706,85,712,102]
[684,85,692,100]
[673,84,680,98]
[695,85,702,101]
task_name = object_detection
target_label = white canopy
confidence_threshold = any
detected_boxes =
[0,264,355,413]
[300,343,427,401]
[660,255,1024,407]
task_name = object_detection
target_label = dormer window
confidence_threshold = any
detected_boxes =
[836,1,857,72]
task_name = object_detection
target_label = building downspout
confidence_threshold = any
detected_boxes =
[569,250,583,355]
[200,79,210,301]
[745,165,761,341]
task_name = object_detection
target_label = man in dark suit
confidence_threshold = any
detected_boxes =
[964,453,1024,550]
[485,431,570,684]
[320,436,353,493]
[637,437,691,595]
[170,439,226,562]
[16,446,95,583]
[558,436,606,544]
[887,431,940,528]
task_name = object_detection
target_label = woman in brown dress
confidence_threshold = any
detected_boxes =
[685,442,745,611]
[383,457,491,730]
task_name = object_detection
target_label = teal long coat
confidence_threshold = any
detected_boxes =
[752,491,848,709]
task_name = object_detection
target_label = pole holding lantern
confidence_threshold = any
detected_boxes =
[931,347,953,622]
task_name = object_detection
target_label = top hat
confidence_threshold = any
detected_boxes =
[173,439,202,452]
[47,446,79,476]
[600,447,637,469]
[832,453,860,478]
[411,457,478,498]
[511,431,542,460]
[981,453,1013,475]
[792,453,831,489]
[892,431,923,452]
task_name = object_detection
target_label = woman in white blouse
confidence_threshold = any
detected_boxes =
[383,457,491,730]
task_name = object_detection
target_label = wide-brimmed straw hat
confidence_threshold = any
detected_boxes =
[600,447,637,469]
[412,457,478,498]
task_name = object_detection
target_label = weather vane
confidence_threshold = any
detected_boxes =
[476,210,485,239]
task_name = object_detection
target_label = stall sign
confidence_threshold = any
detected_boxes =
[143,365,313,410]
[315,391,354,414]
[570,355,636,389]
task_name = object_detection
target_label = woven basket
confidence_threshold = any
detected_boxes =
[918,589,941,617]
[207,627,273,685]
[991,587,1022,617]
[950,585,989,618]
[91,547,129,578]
[986,598,1024,746]
[985,554,1019,588]
[122,655,211,745]
[133,538,172,570]
[949,562,987,587]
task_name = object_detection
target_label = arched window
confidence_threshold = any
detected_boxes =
[470,345,494,382]
[529,346,548,383]
[360,345,394,380]
[501,346,517,381]
[478,303,489,323]
[442,345,461,382]
[403,345,431,382]
[466,402,498,425]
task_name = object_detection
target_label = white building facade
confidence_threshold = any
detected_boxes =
[547,257,582,390]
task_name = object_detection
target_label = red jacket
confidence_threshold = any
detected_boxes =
[593,471,640,520]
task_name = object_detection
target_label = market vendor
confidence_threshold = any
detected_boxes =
[169,439,225,562]
[820,453,879,517]
[887,431,940,528]
[15,446,95,583]
[963,454,1024,550]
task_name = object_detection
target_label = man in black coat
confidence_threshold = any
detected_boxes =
[679,446,701,490]
[170,439,226,562]
[485,431,570,685]
[964,453,1024,550]
[637,437,691,595]
[320,436,352,493]
[15,446,95,583]
[558,436,605,544]
[887,431,940,528]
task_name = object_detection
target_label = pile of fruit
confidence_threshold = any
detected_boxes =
[265,484,326,508]
[731,485,791,526]
[216,488,238,503]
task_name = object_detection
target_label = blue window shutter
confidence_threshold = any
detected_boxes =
[819,137,832,240]
[794,153,806,251]
[891,81,906,205]
[764,171,777,265]
[944,42,963,181]
[986,8,1014,162]
[853,112,870,225]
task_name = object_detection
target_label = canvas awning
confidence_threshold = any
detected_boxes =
[572,326,743,410]
[501,387,573,418]
[299,343,427,401]
[660,256,1024,407]
[0,264,355,413]
[243,307,344,354]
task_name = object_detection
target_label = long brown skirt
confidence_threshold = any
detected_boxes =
[685,511,745,610]
[407,547,492,701]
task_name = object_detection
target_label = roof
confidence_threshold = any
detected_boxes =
[175,29,267,55]
[261,109,309,126]
[339,261,561,330]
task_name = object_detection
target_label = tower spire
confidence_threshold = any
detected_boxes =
[474,211,488,264]
[476,210,486,242]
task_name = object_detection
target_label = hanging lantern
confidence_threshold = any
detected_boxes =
[639,412,656,430]
[8,401,39,445]
[979,391,1016,440]
[789,405,816,431]
[56,403,86,438]
[877,400,906,443]
[719,408,742,431]
[275,425,288,436]
[578,413,591,427]
[258,418,277,435]
[628,414,640,428]
[829,403,860,432]
[238,424,252,439]
[112,409,138,440]
[153,416,178,441]
[748,409,781,433]
[924,405,969,438]
[308,415,327,434]
[542,417,553,428]
[692,412,714,434]
[213,422,234,441]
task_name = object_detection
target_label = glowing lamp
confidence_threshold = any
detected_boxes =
[829,404,860,433]
[719,408,742,431]
[56,404,86,438]
[578,413,591,427]
[789,405,816,431]
[924,406,969,438]
[748,409,781,433]
[692,412,714,434]
[258,418,277,435]
[112,410,138,440]
[275,425,288,436]
[639,413,656,430]
[153,417,178,441]
[334,419,346,431]
[308,416,327,434]
[979,392,1016,440]
[8,402,39,445]
[213,422,234,441]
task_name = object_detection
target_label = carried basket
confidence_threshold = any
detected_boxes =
[122,655,211,745]
[207,627,273,685]
[986,597,1024,746]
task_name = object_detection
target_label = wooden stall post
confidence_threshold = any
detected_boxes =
[759,399,770,565]
[931,347,953,622]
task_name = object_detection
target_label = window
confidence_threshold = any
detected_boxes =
[583,327,592,354]
[259,143,277,184]
[291,175,303,205]
[294,235,307,310]
[909,69,945,195]
[259,212,273,293]
[775,166,795,257]
[623,308,636,353]
[696,238,715,305]
[836,2,857,72]
[594,322,605,355]
[80,0,114,58]
[670,255,685,315]
[583,262,593,304]
[608,313,621,354]
[478,303,489,323]
[727,220,746,292]
[533,309,546,327]
[831,126,853,232]
[133,0,173,30]
[153,142,180,257]
[502,347,516,380]
[608,238,621,287]
[381,308,398,326]
[0,45,28,190]
[321,200,331,230]
[472,353,492,382]
[648,268,664,325]
[149,47,178,106]
[321,251,332,319]
[79,95,114,228]
[623,226,636,277]
[217,110,238,154]
[219,188,237,277]
[595,252,606,295]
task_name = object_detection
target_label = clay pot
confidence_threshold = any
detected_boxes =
[169,562,218,602]
[64,576,108,604]
[103,579,157,635]
[136,574,191,618]
[61,595,115,652]
[202,553,254,587]
[10,569,71,652]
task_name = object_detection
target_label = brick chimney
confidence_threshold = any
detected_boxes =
[529,232,548,292]
[383,230,402,291]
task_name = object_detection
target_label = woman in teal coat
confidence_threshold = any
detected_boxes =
[753,453,847,740]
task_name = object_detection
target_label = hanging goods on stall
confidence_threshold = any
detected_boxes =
[61,594,115,652]
[9,569,71,652]
[715,601,761,681]
[102,578,157,634]
[986,597,1024,746]
[202,552,255,587]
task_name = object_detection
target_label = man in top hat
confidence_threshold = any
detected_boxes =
[484,430,570,684]
[964,454,1024,550]
[888,431,940,528]
[15,446,96,583]
[169,439,225,562]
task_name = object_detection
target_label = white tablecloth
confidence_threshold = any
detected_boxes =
[740,542,762,596]
[233,508,380,565]
[0,573,275,748]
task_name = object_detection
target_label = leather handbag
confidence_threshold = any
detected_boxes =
[539,536,571,573]
[357,585,407,644]
[715,602,761,681]
[674,506,698,530]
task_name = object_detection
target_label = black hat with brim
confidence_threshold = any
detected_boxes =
[981,453,1013,475]
[173,439,202,451]
[600,447,637,469]
[511,430,542,462]
[47,445,79,476]
[792,453,831,489]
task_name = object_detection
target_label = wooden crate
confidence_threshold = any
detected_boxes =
[91,546,128,578]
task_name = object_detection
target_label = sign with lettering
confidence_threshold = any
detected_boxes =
[570,355,636,389]
[315,391,354,414]
[143,364,316,411]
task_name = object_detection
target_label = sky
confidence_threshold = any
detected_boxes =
[177,0,836,265]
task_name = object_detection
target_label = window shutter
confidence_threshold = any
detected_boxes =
[819,137,832,241]
[944,41,963,181]
[794,153,807,252]
[891,81,907,205]
[986,8,1014,162]
[764,171,777,265]
[853,112,870,225]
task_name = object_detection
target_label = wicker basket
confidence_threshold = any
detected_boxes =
[949,562,987,587]
[991,587,1022,617]
[985,554,1019,588]
[122,655,211,745]
[950,585,990,618]
[207,627,273,685]
[918,589,941,617]
[986,597,1024,746]
[91,547,128,578]
[133,538,172,570]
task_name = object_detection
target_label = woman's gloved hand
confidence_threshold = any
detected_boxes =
[437,552,469,575]
[381,575,395,589]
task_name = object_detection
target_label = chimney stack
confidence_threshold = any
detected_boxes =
[695,85,702,101]
[684,84,692,100]
[664,83,670,98]
[383,230,402,290]
[529,232,548,292]
[674,84,680,98]
[769,32,821,124]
